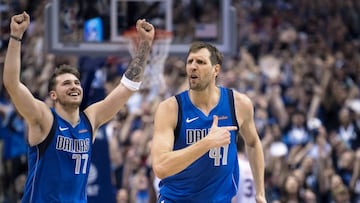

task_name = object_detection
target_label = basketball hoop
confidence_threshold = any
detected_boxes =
[123,29,173,59]
[123,29,173,94]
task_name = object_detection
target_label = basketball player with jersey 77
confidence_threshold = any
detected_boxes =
[3,11,155,203]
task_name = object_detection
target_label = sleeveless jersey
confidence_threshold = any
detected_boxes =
[158,87,240,203]
[22,108,93,203]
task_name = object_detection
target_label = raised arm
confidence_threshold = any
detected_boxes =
[85,19,154,134]
[234,92,266,203]
[3,12,52,145]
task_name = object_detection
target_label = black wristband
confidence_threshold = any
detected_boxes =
[10,35,22,42]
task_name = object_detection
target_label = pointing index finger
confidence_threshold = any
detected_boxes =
[222,126,238,131]
[211,115,219,127]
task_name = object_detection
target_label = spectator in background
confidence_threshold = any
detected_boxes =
[279,174,303,203]
[302,188,317,203]
[116,188,129,203]
[0,99,27,203]
[336,107,360,150]
[336,150,356,189]
[282,110,311,149]
[331,183,351,203]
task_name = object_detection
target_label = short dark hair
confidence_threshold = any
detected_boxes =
[48,64,80,92]
[187,41,224,66]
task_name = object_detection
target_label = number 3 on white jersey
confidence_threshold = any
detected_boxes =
[209,145,229,166]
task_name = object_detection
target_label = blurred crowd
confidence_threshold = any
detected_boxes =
[1,0,360,203]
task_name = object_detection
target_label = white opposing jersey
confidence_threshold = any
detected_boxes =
[233,156,256,203]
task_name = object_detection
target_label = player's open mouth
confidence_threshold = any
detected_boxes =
[190,75,198,79]
[68,92,80,96]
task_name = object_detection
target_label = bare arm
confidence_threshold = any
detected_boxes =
[350,149,360,191]
[268,85,288,129]
[85,19,154,137]
[151,97,237,179]
[287,143,313,167]
[3,12,52,145]
[234,92,266,202]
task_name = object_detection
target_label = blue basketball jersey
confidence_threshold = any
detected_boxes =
[158,87,240,203]
[22,108,93,203]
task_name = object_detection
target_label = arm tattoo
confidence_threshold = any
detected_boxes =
[124,41,151,82]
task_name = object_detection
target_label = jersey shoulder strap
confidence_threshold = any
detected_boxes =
[226,88,240,143]
[174,94,183,143]
[37,109,57,158]
[80,111,93,141]
[226,88,239,129]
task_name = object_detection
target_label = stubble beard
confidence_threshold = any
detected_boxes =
[57,97,82,109]
[189,79,210,91]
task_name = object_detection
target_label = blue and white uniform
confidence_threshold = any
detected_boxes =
[158,87,239,203]
[22,108,93,203]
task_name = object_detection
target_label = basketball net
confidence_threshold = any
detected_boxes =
[123,29,172,98]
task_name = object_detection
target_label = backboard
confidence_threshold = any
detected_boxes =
[45,0,237,57]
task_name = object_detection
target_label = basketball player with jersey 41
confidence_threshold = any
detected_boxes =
[151,41,267,203]
[3,11,154,202]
